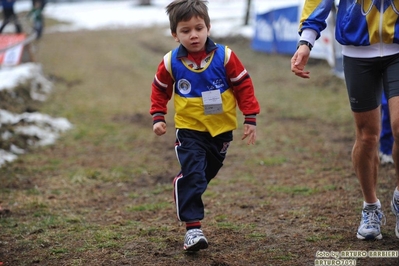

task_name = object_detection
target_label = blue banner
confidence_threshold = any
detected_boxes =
[251,6,299,54]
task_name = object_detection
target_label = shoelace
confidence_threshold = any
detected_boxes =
[394,199,399,213]
[363,208,386,227]
[393,200,399,221]
[185,229,204,243]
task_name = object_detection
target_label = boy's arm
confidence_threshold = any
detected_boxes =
[225,49,260,144]
[150,59,174,134]
[225,49,260,123]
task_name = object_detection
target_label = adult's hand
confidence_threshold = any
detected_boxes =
[291,45,311,79]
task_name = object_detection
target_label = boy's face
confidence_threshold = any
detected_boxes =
[172,16,210,53]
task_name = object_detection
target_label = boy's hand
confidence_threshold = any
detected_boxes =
[242,124,256,145]
[153,122,166,136]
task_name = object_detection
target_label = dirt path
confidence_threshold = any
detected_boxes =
[1,27,399,266]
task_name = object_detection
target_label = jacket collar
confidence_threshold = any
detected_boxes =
[176,37,218,59]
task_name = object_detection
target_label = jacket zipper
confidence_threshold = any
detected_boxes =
[379,0,384,56]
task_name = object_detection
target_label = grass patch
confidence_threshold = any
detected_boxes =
[128,202,170,212]
[1,25,396,266]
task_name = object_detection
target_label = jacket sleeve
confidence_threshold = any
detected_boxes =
[225,48,260,125]
[299,0,334,40]
[150,55,174,124]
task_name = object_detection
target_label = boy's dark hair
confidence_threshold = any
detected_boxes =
[166,0,210,34]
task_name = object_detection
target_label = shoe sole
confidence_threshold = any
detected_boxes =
[184,239,208,252]
[356,232,382,240]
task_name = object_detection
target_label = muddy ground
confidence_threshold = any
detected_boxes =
[1,27,399,266]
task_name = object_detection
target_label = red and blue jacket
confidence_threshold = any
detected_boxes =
[150,38,260,137]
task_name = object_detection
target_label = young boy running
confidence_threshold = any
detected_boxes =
[150,0,260,251]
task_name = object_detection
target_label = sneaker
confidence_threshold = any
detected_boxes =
[183,228,208,251]
[379,152,394,165]
[391,199,399,238]
[356,205,386,240]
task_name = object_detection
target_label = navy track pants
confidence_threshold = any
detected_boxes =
[173,129,232,222]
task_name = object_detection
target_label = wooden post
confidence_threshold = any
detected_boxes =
[244,0,252,26]
[139,0,151,6]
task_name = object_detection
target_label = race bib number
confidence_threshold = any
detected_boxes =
[202,90,223,115]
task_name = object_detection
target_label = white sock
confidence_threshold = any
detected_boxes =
[363,199,381,208]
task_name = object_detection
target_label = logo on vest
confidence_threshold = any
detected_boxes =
[177,79,191,95]
[207,79,225,90]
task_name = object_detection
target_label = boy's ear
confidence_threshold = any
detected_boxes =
[172,32,179,43]
[207,24,211,36]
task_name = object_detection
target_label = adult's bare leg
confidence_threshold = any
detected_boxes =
[353,107,386,240]
[388,96,399,238]
[352,108,381,203]
[389,96,399,188]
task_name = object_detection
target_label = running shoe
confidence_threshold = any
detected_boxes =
[183,228,208,251]
[356,205,385,240]
[379,152,394,165]
[391,199,399,238]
